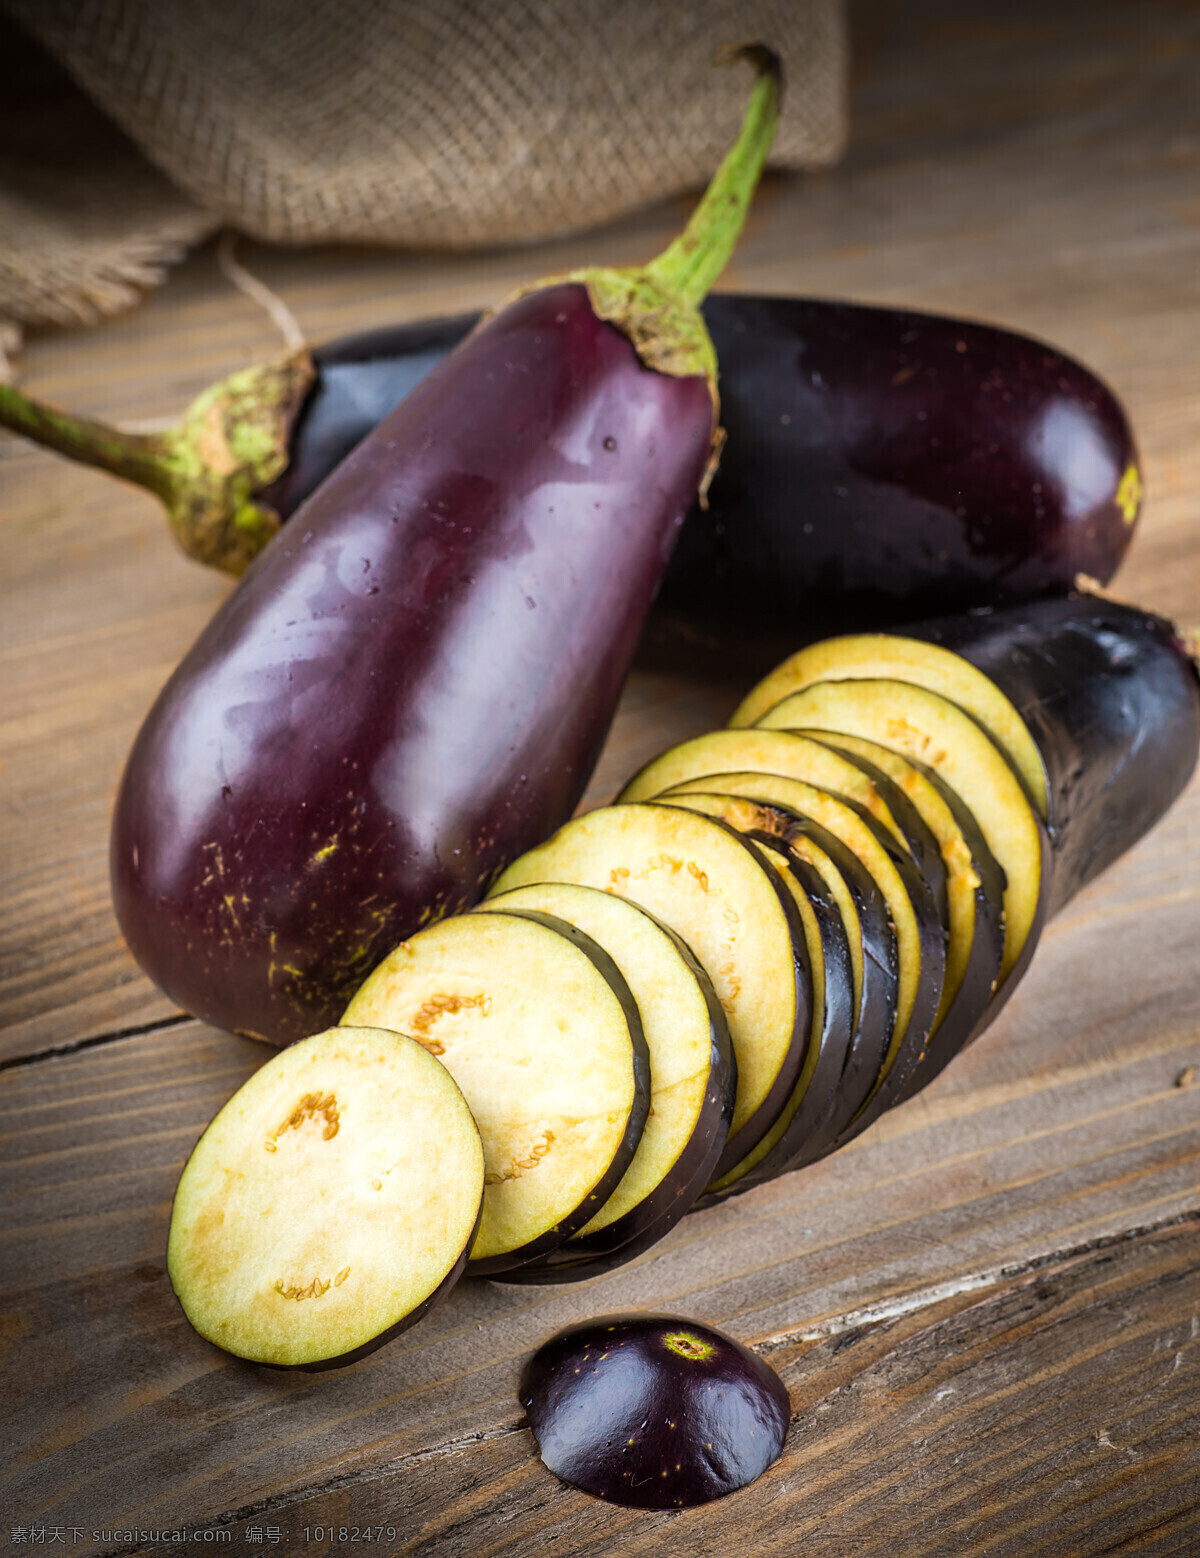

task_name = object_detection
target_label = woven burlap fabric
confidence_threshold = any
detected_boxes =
[0,0,845,350]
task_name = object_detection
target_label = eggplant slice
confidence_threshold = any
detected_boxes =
[753,680,1050,993]
[489,802,812,1180]
[659,771,944,1121]
[729,632,1051,819]
[707,835,856,1192]
[167,1026,485,1370]
[805,734,1004,1028]
[664,789,901,1146]
[475,885,735,1277]
[342,912,649,1274]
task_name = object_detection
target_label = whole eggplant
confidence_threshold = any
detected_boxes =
[0,299,1139,639]
[267,297,1142,643]
[109,52,782,1045]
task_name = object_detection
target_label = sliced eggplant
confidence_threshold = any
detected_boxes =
[730,633,1051,819]
[620,725,949,941]
[166,1026,485,1370]
[662,788,900,1144]
[803,731,1006,1094]
[521,1312,790,1508]
[659,771,944,1120]
[488,802,812,1179]
[474,884,735,1274]
[619,727,913,856]
[341,911,649,1275]
[707,834,856,1191]
[754,680,1050,996]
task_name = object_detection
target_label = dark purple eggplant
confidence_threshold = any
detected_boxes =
[521,1313,790,1507]
[0,295,1140,627]
[902,593,1200,918]
[108,52,783,1044]
[663,296,1142,640]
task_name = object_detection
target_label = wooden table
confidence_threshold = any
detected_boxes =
[4,3,1199,1552]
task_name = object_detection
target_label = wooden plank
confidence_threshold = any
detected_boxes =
[2,902,1198,1543]
[117,1217,1200,1558]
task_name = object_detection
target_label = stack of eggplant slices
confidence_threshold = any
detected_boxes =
[167,594,1198,1369]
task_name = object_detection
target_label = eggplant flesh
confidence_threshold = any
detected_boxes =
[166,1026,485,1370]
[111,283,712,1044]
[475,885,735,1277]
[261,297,1138,643]
[341,908,651,1273]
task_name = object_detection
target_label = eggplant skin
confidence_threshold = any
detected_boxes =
[904,596,1200,916]
[262,297,1140,641]
[521,1313,790,1508]
[111,283,712,1044]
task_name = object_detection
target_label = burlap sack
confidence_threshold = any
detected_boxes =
[0,0,846,351]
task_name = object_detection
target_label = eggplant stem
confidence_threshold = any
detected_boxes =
[645,44,784,307]
[0,381,173,495]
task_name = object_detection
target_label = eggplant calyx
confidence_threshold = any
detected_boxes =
[488,45,780,496]
[149,349,317,574]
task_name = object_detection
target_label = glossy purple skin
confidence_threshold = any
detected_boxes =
[258,297,1140,653]
[664,295,1140,640]
[521,1313,790,1508]
[906,595,1200,917]
[111,283,713,1044]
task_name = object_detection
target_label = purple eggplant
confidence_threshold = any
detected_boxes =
[108,50,782,1044]
[0,296,1140,626]
[521,1313,790,1507]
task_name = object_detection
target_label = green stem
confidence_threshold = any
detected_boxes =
[0,382,174,499]
[645,44,783,306]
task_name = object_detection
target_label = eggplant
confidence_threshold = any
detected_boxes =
[521,1313,790,1507]
[474,885,736,1280]
[489,801,814,1180]
[166,1026,485,1369]
[0,298,1140,631]
[900,594,1200,917]
[341,910,651,1275]
[108,53,782,1044]
[667,790,900,1159]
[717,833,857,1185]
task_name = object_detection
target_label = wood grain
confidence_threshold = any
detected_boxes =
[3,1,1200,1553]
[123,1217,1200,1558]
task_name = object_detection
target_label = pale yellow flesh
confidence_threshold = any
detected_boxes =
[167,1027,484,1368]
[477,883,716,1234]
[658,772,921,1080]
[343,914,638,1262]
[802,730,985,1025]
[729,632,1050,820]
[489,802,801,1146]
[666,789,868,1035]
[755,681,1043,984]
[618,727,910,853]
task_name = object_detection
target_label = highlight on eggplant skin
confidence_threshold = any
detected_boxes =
[521,1313,790,1508]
